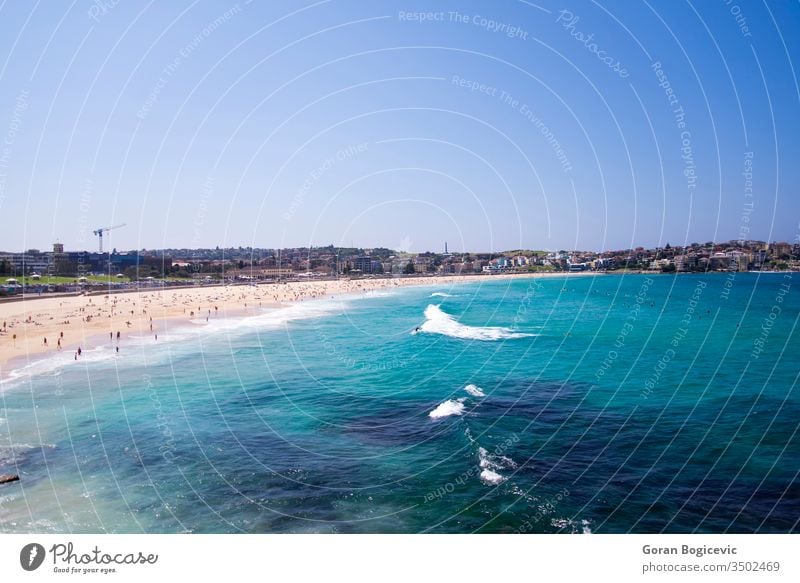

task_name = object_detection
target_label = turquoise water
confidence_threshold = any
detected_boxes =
[1,273,798,533]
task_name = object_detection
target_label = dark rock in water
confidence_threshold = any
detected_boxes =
[0,474,20,484]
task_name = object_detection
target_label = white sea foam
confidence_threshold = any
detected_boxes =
[477,446,517,485]
[464,384,486,397]
[188,297,348,334]
[551,518,592,533]
[480,469,505,485]
[428,398,466,419]
[0,345,120,389]
[430,292,453,298]
[478,448,501,471]
[463,427,476,444]
[418,304,535,341]
[357,290,397,299]
[478,447,517,470]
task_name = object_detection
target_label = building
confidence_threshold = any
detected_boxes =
[0,249,53,275]
[770,242,792,257]
[261,268,294,278]
[352,256,383,274]
[0,243,152,278]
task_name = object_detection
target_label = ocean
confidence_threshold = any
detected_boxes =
[1,273,798,533]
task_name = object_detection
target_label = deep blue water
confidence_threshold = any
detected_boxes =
[1,273,798,533]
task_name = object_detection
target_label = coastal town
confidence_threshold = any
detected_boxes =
[0,239,798,295]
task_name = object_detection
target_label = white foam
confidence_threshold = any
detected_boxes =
[0,345,120,389]
[418,304,536,341]
[463,427,475,444]
[189,298,348,334]
[478,446,517,469]
[551,518,592,534]
[428,398,466,419]
[464,384,485,397]
[480,469,505,485]
[477,445,517,485]
[357,290,397,299]
[478,448,501,471]
[478,450,492,467]
[430,292,453,298]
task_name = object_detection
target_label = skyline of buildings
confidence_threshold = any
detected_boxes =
[2,238,798,286]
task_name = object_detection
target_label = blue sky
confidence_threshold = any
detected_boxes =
[0,0,798,253]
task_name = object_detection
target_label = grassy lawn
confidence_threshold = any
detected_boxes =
[3,274,131,285]
[2,274,205,285]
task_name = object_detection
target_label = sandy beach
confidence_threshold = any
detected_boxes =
[0,272,593,376]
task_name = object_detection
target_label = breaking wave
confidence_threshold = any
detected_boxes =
[464,384,486,397]
[428,398,466,419]
[478,446,518,486]
[417,304,536,341]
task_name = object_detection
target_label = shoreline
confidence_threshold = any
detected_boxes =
[0,269,735,379]
[0,271,756,381]
[0,269,761,378]
[0,272,603,378]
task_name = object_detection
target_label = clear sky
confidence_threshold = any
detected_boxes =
[0,0,798,253]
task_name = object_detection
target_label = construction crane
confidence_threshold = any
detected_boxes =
[92,223,126,253]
